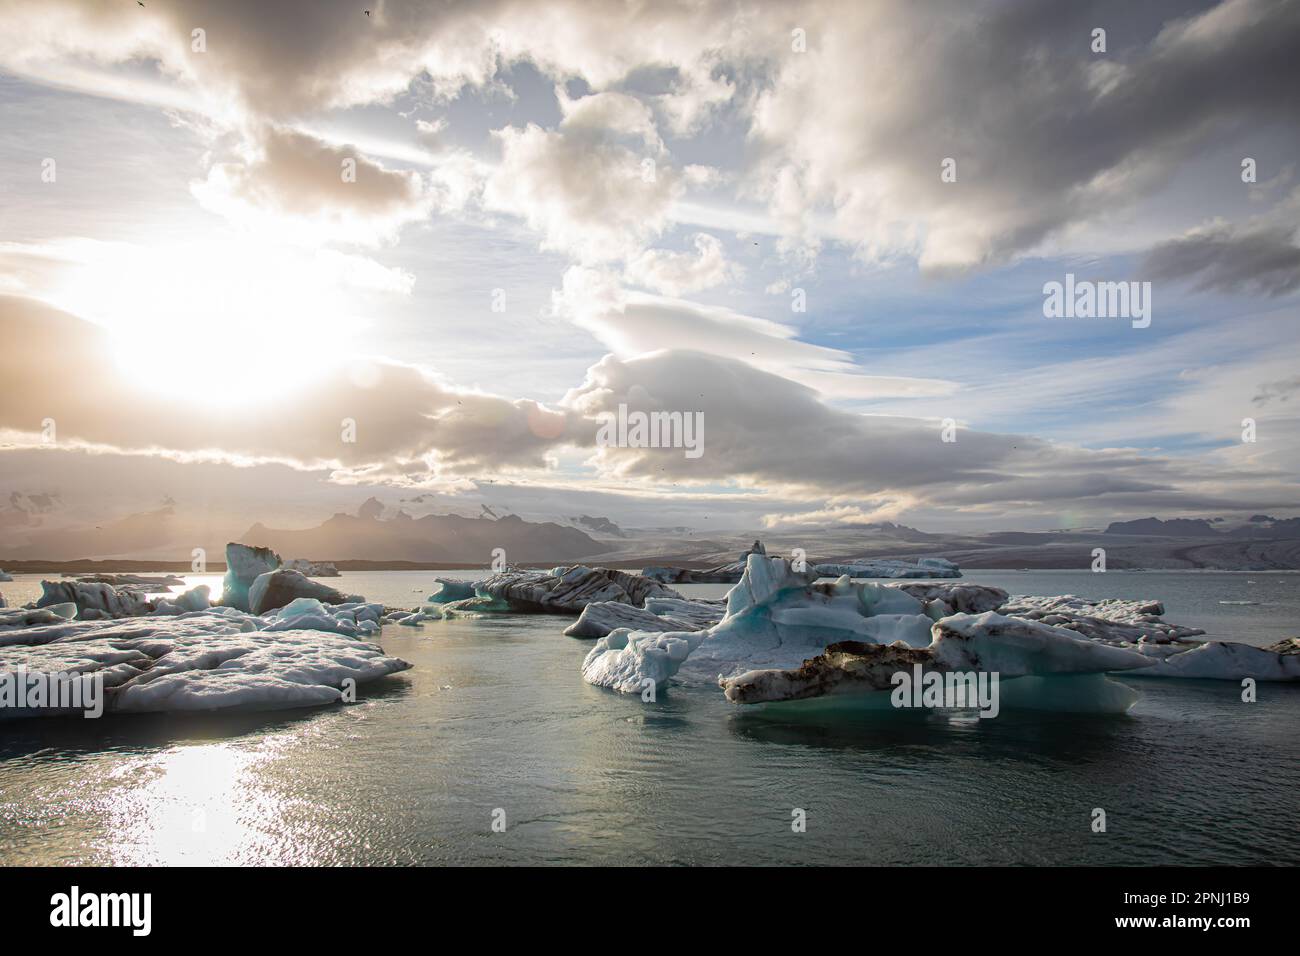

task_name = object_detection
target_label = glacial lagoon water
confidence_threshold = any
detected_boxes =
[1,569,1297,866]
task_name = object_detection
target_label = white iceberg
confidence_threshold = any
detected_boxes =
[581,555,938,693]
[580,627,706,694]
[0,610,409,719]
[1000,594,1206,643]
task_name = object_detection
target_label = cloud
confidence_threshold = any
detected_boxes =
[192,125,435,244]
[1145,222,1300,296]
[745,0,1300,272]
[559,349,1251,511]
[553,268,959,401]
[0,295,582,477]
[483,120,681,262]
[624,233,741,295]
[8,0,1297,276]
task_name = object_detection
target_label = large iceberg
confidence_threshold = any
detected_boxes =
[221,542,282,611]
[720,611,1155,713]
[582,552,1299,703]
[0,606,407,719]
[581,554,939,692]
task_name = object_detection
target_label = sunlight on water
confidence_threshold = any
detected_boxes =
[101,743,293,866]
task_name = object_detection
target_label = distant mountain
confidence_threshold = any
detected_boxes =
[567,515,625,537]
[842,521,937,541]
[1225,516,1300,538]
[1105,517,1219,537]
[241,511,601,563]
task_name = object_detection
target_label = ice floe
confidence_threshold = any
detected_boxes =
[0,606,408,719]
[1000,594,1205,643]
[438,565,682,615]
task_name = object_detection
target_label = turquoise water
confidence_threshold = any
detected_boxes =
[1,570,1297,865]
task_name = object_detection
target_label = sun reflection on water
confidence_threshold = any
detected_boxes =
[100,742,296,866]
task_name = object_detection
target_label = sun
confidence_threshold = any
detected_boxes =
[49,237,357,407]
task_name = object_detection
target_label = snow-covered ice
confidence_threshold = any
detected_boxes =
[0,607,409,719]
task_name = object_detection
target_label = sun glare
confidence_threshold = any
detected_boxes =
[51,239,360,407]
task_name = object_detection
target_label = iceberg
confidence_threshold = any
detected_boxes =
[580,627,706,694]
[0,609,409,719]
[0,569,13,582]
[247,568,361,615]
[441,566,681,616]
[1125,636,1300,681]
[563,597,723,639]
[149,584,212,616]
[427,578,477,604]
[282,558,341,577]
[581,554,938,693]
[36,579,154,618]
[888,582,1008,614]
[1000,594,1206,643]
[220,542,282,611]
[720,613,1155,713]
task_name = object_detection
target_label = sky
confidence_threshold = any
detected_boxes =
[0,0,1298,551]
